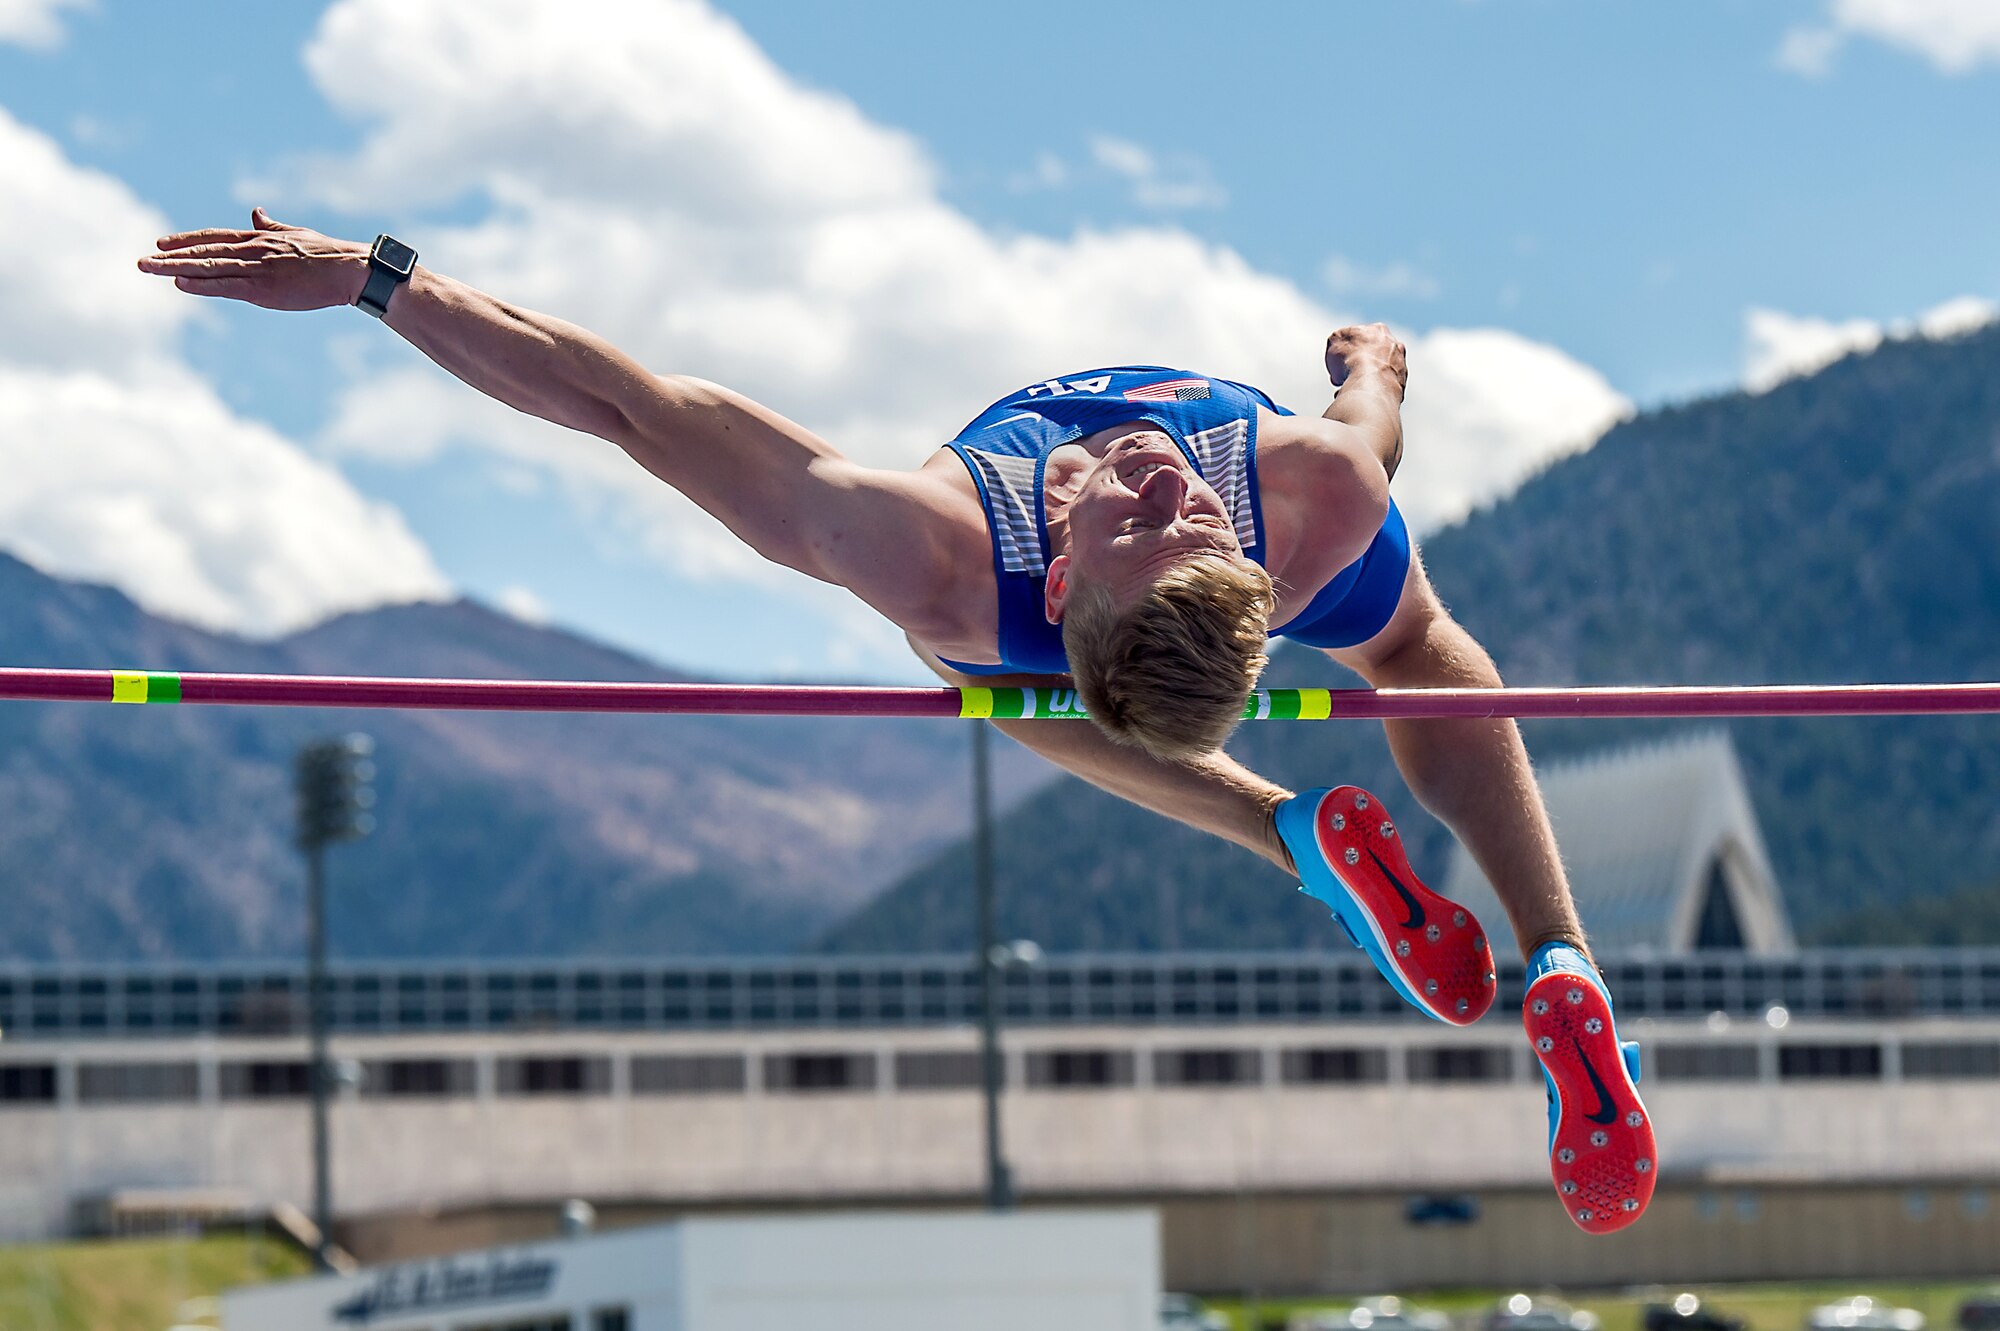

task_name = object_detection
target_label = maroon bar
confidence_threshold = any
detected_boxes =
[1347,683,2000,720]
[0,668,115,703]
[0,668,968,716]
[1,668,1999,720]
[173,673,969,716]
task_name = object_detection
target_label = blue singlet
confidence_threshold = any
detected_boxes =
[938,366,1411,677]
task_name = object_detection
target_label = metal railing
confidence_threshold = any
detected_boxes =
[4,949,2000,1041]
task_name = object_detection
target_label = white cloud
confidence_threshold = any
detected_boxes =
[0,0,88,49]
[273,0,1624,633]
[1089,135,1153,180]
[497,585,551,626]
[1395,329,1630,531]
[1776,25,1846,76]
[1916,294,2000,338]
[68,111,136,151]
[0,365,448,635]
[1743,295,1997,393]
[257,0,931,218]
[1324,255,1443,302]
[1743,308,1885,393]
[0,105,449,635]
[1781,0,2000,75]
[1007,151,1069,194]
[1088,133,1227,211]
[0,107,183,376]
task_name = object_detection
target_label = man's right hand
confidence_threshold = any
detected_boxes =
[1325,323,1409,398]
[137,208,372,312]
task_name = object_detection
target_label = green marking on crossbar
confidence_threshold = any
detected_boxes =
[1252,688,1332,720]
[111,671,181,704]
[1024,687,1087,718]
[959,686,1343,721]
[958,686,1095,719]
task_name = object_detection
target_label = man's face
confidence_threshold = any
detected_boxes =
[1052,428,1242,615]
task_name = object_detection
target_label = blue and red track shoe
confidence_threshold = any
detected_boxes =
[1525,941,1656,1235]
[1275,786,1495,1026]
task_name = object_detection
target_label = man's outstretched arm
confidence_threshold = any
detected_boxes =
[139,211,976,636]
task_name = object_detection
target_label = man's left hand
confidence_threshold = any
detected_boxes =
[137,208,372,312]
[1325,323,1409,397]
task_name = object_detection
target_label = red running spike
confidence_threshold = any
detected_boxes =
[1303,787,1496,1026]
[1526,970,1657,1235]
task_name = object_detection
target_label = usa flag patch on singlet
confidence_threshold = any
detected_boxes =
[1124,377,1210,401]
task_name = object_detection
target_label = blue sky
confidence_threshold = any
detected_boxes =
[1,0,1995,682]
[722,0,2000,401]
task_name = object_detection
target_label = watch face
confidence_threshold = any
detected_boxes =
[372,235,418,276]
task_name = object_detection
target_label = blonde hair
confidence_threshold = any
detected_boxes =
[1062,552,1276,762]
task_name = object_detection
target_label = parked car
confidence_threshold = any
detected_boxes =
[1483,1295,1601,1331]
[1162,1292,1230,1331]
[1644,1294,1746,1331]
[1291,1296,1452,1331]
[1806,1299,1925,1331]
[1405,1195,1481,1226]
[1959,1293,2000,1331]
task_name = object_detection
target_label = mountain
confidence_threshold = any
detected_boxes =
[820,323,2000,953]
[0,557,1048,961]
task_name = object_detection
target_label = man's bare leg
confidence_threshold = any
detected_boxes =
[1332,559,1654,1236]
[1329,559,1587,961]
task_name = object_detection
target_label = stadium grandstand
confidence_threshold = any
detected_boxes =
[4,946,2000,1289]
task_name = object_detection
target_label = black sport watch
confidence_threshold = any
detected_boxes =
[355,234,417,319]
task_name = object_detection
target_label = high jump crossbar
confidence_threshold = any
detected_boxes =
[2,668,1999,721]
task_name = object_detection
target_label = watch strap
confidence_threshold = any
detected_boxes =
[356,263,402,320]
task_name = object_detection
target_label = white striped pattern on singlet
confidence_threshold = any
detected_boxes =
[963,449,1046,576]
[1181,418,1258,549]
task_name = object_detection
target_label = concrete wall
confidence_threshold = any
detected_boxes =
[329,1183,2000,1295]
[7,1018,2000,1288]
[1157,1182,2000,1293]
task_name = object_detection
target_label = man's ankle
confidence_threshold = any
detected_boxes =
[1260,793,1299,877]
[1522,929,1593,968]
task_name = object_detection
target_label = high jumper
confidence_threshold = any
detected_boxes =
[139,210,1652,1232]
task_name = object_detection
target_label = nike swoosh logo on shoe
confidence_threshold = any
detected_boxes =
[1576,1036,1619,1124]
[1366,848,1425,930]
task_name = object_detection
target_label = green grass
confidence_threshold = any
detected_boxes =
[3,1235,1994,1331]
[1216,1280,2000,1331]
[0,1232,311,1331]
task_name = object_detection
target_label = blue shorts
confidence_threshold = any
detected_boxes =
[1271,497,1412,651]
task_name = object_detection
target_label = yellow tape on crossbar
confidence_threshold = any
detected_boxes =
[1296,688,1332,720]
[958,686,994,719]
[111,672,149,704]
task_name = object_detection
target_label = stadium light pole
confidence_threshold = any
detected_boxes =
[972,721,1013,1212]
[294,734,376,1273]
